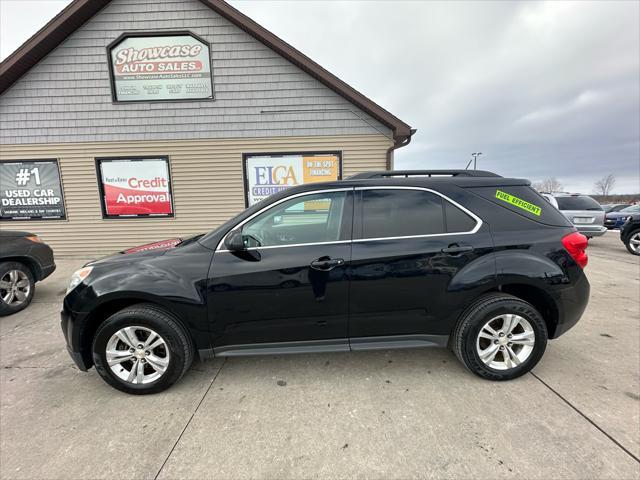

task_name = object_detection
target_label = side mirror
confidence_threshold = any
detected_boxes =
[224,229,245,251]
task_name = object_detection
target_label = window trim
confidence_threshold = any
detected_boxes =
[216,188,354,252]
[353,186,482,242]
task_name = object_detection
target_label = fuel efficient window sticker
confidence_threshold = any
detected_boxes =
[495,189,542,216]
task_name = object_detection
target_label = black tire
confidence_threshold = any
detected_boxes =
[0,261,35,317]
[451,293,548,381]
[92,303,194,394]
[624,229,640,256]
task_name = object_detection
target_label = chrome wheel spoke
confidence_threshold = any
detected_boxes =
[106,349,135,366]
[9,271,18,283]
[478,330,495,341]
[506,346,520,366]
[501,314,519,335]
[146,354,169,373]
[510,331,535,346]
[14,290,27,302]
[3,291,15,304]
[479,343,500,362]
[16,279,29,288]
[136,360,145,384]
[0,280,11,290]
[127,360,139,383]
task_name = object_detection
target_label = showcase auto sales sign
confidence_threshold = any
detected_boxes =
[99,159,173,217]
[109,34,213,102]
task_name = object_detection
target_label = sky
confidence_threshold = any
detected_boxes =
[1,0,639,193]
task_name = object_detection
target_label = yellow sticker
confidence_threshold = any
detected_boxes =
[495,190,541,216]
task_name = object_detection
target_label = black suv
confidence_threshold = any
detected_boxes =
[61,170,590,394]
[620,214,640,255]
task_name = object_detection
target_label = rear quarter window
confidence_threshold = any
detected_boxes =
[470,186,571,227]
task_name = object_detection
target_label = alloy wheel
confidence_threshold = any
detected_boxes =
[476,314,535,370]
[629,233,640,254]
[106,326,170,384]
[0,270,31,306]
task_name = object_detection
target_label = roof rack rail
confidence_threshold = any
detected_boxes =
[348,170,501,179]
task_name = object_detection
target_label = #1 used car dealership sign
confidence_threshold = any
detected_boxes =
[0,160,66,220]
[108,33,213,102]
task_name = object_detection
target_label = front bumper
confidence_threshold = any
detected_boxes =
[60,305,91,371]
[575,225,607,237]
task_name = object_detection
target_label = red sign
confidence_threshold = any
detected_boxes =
[98,158,173,217]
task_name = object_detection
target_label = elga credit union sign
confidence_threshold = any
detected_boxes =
[0,160,66,220]
[108,33,213,102]
[97,157,173,218]
[244,152,341,206]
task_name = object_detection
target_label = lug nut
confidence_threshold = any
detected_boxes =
[145,351,150,356]
[137,344,143,349]
[499,346,505,350]
[494,340,499,344]
[507,334,512,339]
[499,332,504,337]
[129,348,135,353]
[141,359,146,363]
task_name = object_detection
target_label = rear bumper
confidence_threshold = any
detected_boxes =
[551,273,590,339]
[60,304,91,371]
[576,225,607,237]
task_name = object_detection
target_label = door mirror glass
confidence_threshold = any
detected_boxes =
[224,229,245,251]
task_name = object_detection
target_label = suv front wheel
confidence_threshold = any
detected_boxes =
[92,304,194,394]
[451,294,548,380]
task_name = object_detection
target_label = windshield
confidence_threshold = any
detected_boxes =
[555,196,602,211]
[620,205,640,214]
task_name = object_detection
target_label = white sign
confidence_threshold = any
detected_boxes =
[244,153,341,206]
[109,34,213,102]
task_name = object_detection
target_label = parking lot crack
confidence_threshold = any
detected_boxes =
[530,371,640,464]
[153,358,227,480]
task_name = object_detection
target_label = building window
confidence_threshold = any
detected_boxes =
[243,152,341,207]
[0,159,66,221]
[96,157,174,219]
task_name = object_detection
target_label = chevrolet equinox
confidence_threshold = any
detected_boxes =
[61,170,590,394]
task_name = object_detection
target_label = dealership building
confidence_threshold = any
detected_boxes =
[0,0,414,255]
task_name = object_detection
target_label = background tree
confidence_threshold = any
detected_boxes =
[532,177,563,193]
[593,174,616,196]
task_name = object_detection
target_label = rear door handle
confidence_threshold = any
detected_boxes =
[441,244,474,255]
[310,257,345,271]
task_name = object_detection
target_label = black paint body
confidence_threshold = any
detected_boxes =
[61,177,590,370]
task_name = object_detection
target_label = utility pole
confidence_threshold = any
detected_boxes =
[471,152,482,170]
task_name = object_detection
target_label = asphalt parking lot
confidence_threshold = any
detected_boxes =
[1,232,638,479]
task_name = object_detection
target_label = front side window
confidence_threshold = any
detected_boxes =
[242,191,347,247]
[360,189,445,239]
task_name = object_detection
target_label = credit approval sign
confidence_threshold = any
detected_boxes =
[244,152,341,206]
[97,157,173,218]
[108,33,213,102]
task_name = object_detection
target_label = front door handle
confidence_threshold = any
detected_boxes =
[441,244,474,255]
[310,257,345,271]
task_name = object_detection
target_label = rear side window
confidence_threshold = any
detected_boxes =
[470,185,571,227]
[555,196,602,211]
[444,201,476,232]
[360,189,444,238]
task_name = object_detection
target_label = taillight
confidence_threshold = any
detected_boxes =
[562,232,588,268]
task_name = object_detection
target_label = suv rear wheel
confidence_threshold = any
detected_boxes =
[92,304,194,394]
[0,261,35,316]
[451,294,548,380]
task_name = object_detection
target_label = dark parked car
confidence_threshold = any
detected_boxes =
[605,205,640,229]
[620,215,640,255]
[602,203,631,213]
[62,170,590,394]
[0,231,55,316]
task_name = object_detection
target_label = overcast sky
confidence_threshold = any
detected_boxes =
[1,0,639,193]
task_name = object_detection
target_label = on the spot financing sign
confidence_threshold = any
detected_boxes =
[244,152,341,206]
[98,158,173,217]
[109,33,213,102]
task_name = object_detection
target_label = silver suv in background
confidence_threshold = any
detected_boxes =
[540,193,607,238]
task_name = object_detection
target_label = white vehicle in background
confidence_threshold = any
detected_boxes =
[540,193,607,238]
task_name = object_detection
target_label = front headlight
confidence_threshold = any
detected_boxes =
[67,266,93,294]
